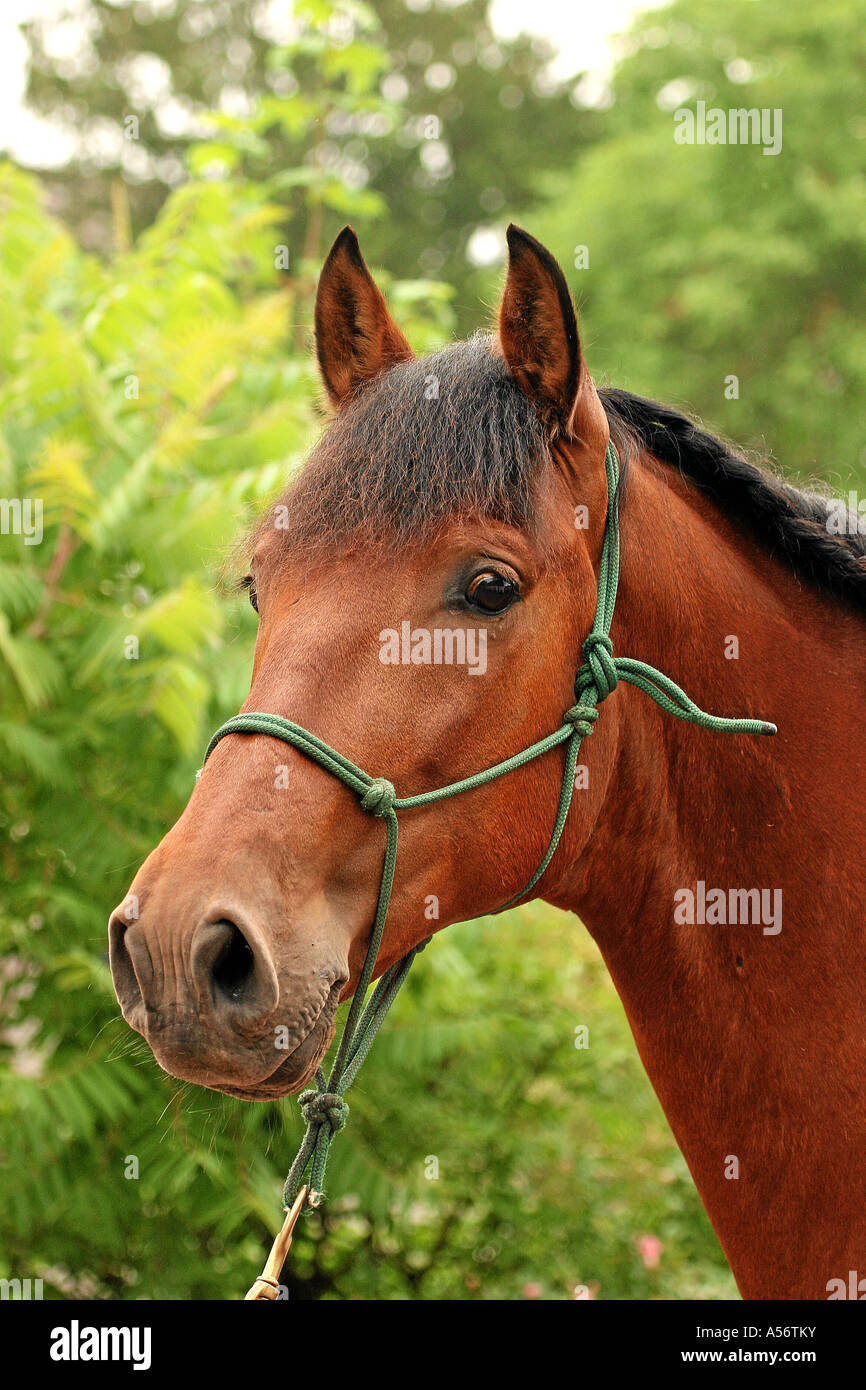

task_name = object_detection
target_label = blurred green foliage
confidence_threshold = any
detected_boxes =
[3,0,862,1301]
[21,0,592,329]
[529,0,866,485]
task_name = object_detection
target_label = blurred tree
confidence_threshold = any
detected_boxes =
[19,0,598,329]
[525,0,866,484]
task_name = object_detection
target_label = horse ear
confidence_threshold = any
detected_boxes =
[498,224,585,436]
[314,226,414,408]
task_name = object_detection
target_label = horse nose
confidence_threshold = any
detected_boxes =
[108,912,279,1030]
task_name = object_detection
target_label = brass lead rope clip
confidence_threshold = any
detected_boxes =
[244,1185,309,1301]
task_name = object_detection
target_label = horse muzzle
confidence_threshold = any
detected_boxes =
[108,904,346,1097]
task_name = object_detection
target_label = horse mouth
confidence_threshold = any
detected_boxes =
[214,977,345,1101]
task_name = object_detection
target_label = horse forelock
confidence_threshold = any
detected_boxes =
[251,333,553,562]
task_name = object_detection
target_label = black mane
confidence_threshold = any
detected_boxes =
[601,388,866,613]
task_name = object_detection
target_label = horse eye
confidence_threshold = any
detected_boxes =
[242,575,258,613]
[465,570,518,614]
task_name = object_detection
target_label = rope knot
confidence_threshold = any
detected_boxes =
[578,632,618,702]
[564,704,599,739]
[299,1089,349,1134]
[360,777,397,817]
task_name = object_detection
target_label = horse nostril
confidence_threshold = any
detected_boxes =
[211,921,256,1003]
[108,910,146,1014]
[191,917,277,1021]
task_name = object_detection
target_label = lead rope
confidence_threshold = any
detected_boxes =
[202,439,776,1299]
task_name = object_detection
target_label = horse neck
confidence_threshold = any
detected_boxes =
[548,446,866,1298]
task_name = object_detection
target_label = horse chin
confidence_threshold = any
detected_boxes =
[212,988,342,1102]
[138,974,344,1102]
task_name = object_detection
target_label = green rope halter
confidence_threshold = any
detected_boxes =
[203,438,775,1216]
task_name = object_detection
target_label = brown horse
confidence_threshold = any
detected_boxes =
[109,224,866,1300]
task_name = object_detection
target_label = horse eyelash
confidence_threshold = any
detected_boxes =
[238,574,258,611]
